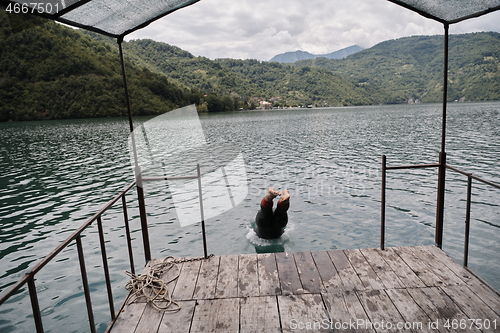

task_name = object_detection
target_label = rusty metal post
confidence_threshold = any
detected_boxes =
[464,176,472,267]
[381,155,386,250]
[121,195,135,274]
[97,216,115,320]
[27,276,44,333]
[76,235,96,333]
[197,164,208,259]
[435,152,446,248]
[118,38,151,263]
[435,23,449,249]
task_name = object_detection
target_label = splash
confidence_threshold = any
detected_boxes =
[245,221,295,253]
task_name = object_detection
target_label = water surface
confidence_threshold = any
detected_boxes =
[0,102,499,332]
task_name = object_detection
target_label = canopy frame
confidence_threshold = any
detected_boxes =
[386,0,500,248]
[2,0,500,251]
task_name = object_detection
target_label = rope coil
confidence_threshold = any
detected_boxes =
[124,254,213,312]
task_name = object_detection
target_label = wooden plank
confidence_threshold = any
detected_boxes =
[151,257,182,287]
[426,245,500,314]
[294,251,322,294]
[110,247,500,333]
[134,303,163,333]
[344,249,385,291]
[441,284,500,331]
[240,296,281,333]
[192,255,220,300]
[278,294,331,333]
[190,298,240,333]
[157,300,196,333]
[409,246,463,286]
[391,247,443,287]
[322,290,374,333]
[311,251,343,294]
[425,246,477,285]
[406,287,480,333]
[109,301,147,333]
[385,288,434,333]
[327,250,364,292]
[359,248,405,289]
[376,248,426,288]
[356,289,411,333]
[462,282,500,317]
[171,259,202,300]
[238,253,260,297]
[275,252,304,295]
[257,253,281,296]
[215,254,239,298]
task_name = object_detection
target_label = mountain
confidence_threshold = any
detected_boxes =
[269,45,364,63]
[295,32,500,104]
[269,50,316,63]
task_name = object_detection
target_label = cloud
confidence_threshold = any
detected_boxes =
[126,0,500,61]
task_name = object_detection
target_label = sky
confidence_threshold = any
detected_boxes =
[126,0,500,62]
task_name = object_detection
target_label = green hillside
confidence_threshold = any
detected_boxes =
[0,10,200,122]
[214,58,381,106]
[296,32,500,103]
[84,33,380,108]
[88,31,500,107]
[2,8,499,122]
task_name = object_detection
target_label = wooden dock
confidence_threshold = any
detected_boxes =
[107,246,500,333]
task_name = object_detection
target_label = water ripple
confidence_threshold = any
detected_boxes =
[1,104,500,332]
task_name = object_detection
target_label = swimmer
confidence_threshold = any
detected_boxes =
[254,187,290,239]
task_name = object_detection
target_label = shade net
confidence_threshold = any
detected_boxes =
[1,0,200,38]
[3,0,500,38]
[388,0,500,24]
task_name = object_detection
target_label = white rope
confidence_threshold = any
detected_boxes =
[124,254,213,312]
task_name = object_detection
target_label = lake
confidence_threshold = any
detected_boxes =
[1,102,499,332]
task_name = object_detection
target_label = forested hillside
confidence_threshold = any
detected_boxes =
[90,31,500,107]
[84,33,379,108]
[214,58,380,106]
[0,10,201,121]
[2,7,499,122]
[296,33,500,103]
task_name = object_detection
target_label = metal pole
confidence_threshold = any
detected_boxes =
[381,155,386,250]
[435,23,449,249]
[97,216,115,320]
[118,38,151,263]
[27,276,44,333]
[122,195,135,274]
[440,23,449,155]
[464,176,472,267]
[76,235,96,333]
[197,164,208,259]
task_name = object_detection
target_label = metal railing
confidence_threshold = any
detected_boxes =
[445,164,500,266]
[380,154,500,268]
[0,180,137,333]
[0,165,208,333]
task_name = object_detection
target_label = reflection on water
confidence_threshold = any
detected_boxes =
[0,102,499,332]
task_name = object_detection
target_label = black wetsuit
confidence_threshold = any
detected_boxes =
[254,198,289,239]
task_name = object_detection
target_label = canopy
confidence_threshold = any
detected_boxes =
[387,0,500,24]
[0,0,200,39]
[2,0,500,38]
